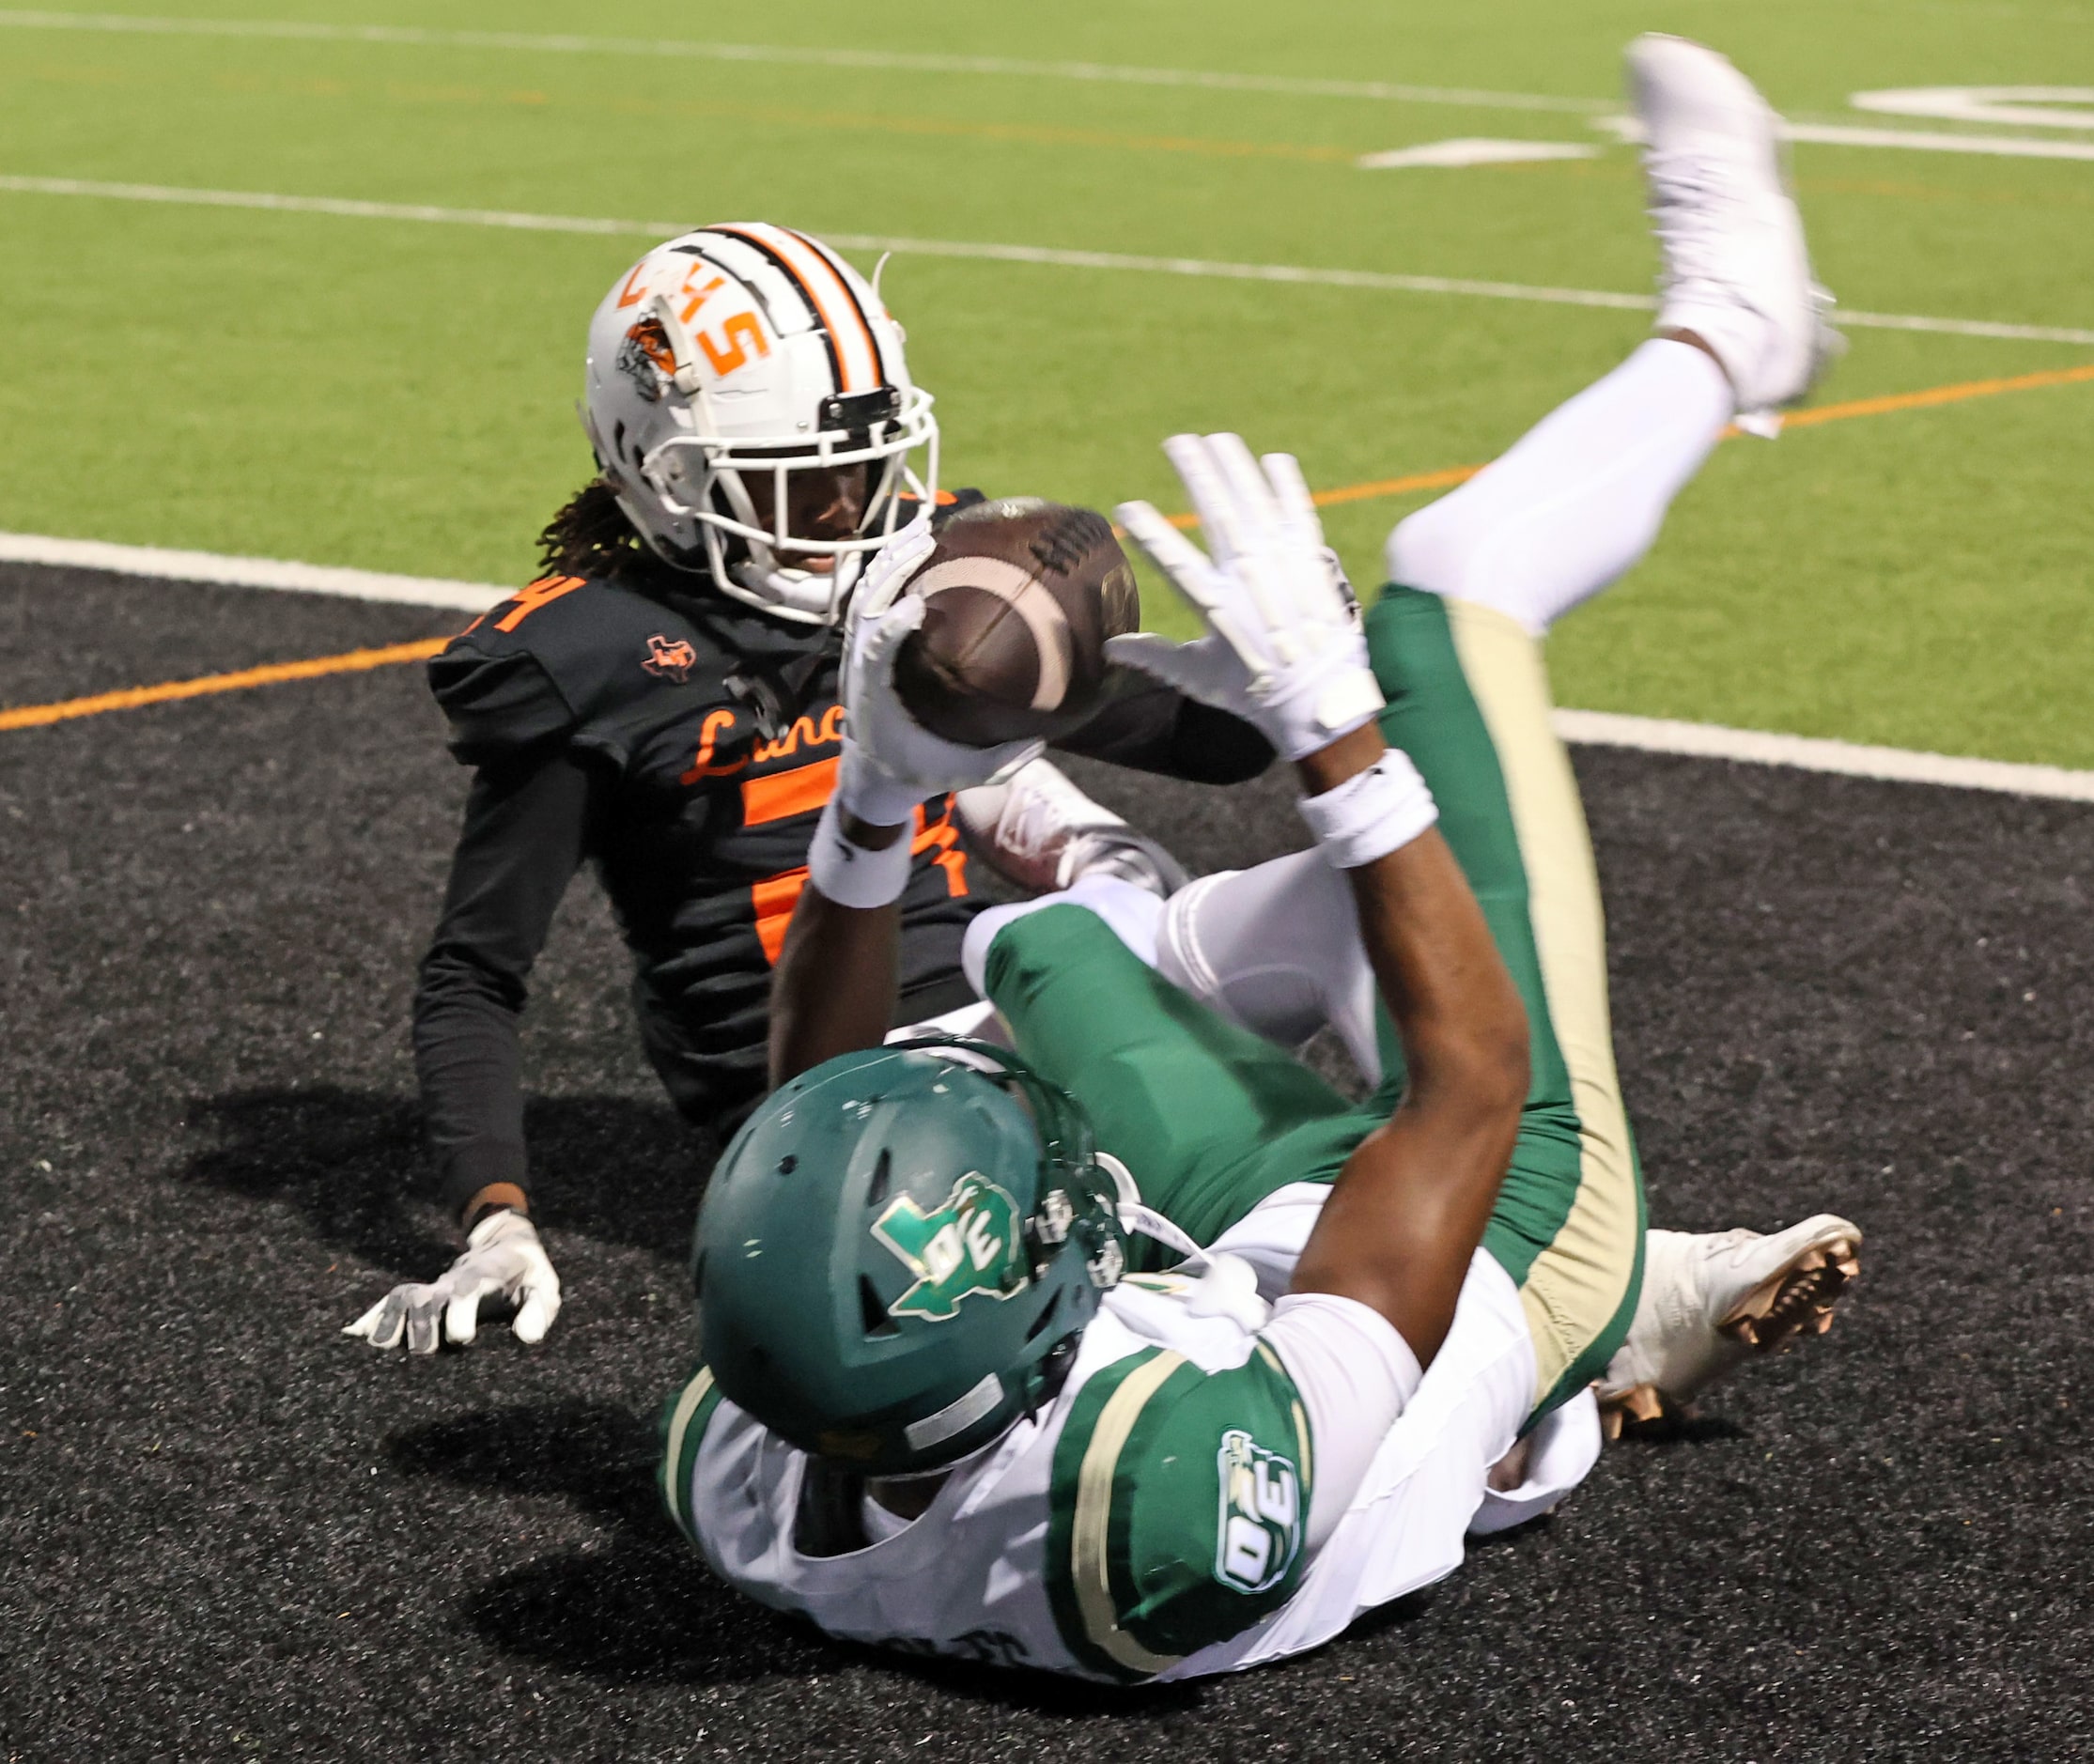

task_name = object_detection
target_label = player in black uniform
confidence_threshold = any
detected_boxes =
[345,224,1269,1354]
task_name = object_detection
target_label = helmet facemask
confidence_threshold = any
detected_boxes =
[644,382,939,625]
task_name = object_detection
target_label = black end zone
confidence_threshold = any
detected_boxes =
[5,562,2093,1758]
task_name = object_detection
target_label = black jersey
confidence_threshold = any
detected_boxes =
[412,535,1274,1216]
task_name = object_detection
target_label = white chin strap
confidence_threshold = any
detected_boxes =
[702,478,892,626]
[717,551,856,625]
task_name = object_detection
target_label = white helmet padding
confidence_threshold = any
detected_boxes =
[581,223,939,625]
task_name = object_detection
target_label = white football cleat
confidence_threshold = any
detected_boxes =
[1598,1213,1862,1436]
[1626,33,1839,429]
[954,757,1188,899]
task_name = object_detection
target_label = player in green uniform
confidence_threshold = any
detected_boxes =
[660,34,1866,1680]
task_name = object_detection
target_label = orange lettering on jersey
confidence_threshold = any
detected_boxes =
[752,798,969,966]
[492,576,586,633]
[752,866,810,965]
[679,707,745,783]
[818,703,845,745]
[914,804,971,899]
[752,713,826,766]
[742,754,840,827]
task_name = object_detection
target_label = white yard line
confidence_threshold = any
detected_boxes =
[1783,121,2094,162]
[5,530,2091,801]
[13,12,2094,162]
[0,175,658,236]
[8,176,2094,348]
[0,532,508,612]
[1554,709,2094,804]
[0,9,1613,114]
[1594,113,2094,162]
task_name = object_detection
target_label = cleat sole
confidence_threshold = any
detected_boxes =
[1599,1227,1861,1443]
[1719,1237,1859,1354]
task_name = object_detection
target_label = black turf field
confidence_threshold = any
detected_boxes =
[6,561,2092,1763]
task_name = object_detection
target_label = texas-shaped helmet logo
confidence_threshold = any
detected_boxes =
[871,1173,1026,1321]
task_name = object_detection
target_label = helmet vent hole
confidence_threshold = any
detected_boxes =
[867,1149,892,1207]
[777,1154,798,1176]
[858,1275,900,1339]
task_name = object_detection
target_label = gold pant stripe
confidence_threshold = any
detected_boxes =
[1447,598,1642,1405]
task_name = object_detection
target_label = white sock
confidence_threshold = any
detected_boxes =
[1385,338,1734,635]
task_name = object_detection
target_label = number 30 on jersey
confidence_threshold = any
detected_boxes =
[1214,1428,1303,1594]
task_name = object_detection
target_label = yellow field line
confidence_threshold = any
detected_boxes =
[0,638,445,731]
[5,357,2092,734]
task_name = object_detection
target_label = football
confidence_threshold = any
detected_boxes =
[891,497,1140,746]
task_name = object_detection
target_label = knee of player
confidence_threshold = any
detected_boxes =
[1385,499,1476,597]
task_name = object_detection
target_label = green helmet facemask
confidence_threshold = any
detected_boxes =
[694,1038,1127,1477]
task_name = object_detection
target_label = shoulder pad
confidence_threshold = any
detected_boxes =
[429,574,730,763]
[1046,1343,1312,1682]
[931,487,988,529]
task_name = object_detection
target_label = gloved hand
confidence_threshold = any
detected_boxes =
[342,1209,562,1354]
[1109,434,1385,762]
[836,515,1046,828]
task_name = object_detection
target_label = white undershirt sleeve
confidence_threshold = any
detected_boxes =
[1258,1292,1424,1550]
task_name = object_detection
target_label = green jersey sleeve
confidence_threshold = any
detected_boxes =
[659,1362,727,1546]
[1046,1345,1315,1683]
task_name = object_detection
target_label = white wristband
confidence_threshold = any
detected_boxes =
[809,796,915,908]
[1295,749,1438,869]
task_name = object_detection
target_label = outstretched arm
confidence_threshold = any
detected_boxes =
[1114,435,1527,1368]
[768,812,907,1082]
[1285,726,1527,1365]
[768,520,1042,1087]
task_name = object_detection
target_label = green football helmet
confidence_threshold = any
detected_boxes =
[694,1038,1126,1477]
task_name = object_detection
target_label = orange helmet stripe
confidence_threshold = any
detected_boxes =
[708,222,882,395]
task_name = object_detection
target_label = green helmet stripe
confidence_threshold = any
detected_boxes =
[658,1363,722,1544]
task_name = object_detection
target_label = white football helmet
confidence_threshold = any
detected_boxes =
[581,223,939,624]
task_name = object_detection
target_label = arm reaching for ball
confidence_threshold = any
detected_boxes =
[769,518,1043,1085]
[1116,434,1527,1367]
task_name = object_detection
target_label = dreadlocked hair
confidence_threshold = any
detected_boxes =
[536,477,682,587]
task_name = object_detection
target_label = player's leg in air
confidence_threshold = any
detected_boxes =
[964,29,1864,1441]
[660,36,1863,1683]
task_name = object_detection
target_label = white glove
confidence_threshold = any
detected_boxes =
[1109,434,1384,762]
[836,515,1046,828]
[342,1210,562,1354]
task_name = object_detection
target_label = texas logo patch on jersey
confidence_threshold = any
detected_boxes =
[873,1174,1026,1321]
[643,634,699,681]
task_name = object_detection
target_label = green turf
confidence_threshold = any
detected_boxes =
[2,2,2091,761]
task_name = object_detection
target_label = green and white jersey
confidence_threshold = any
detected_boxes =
[659,1213,1588,1685]
[662,1260,1311,1681]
